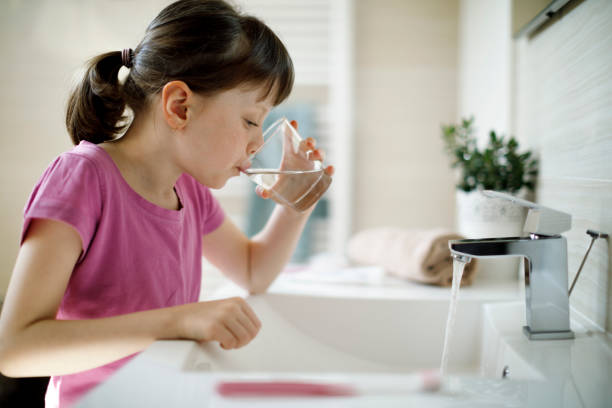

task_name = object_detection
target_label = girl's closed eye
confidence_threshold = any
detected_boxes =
[244,119,259,128]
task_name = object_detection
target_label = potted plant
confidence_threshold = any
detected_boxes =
[441,117,538,279]
[441,117,538,195]
[442,117,538,233]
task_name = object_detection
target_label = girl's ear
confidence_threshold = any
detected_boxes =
[161,81,193,130]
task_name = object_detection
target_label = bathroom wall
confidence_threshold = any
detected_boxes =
[514,0,612,332]
[458,0,612,332]
[352,0,458,233]
[457,0,512,139]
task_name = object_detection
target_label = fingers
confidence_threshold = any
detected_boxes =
[189,297,262,350]
[241,302,262,330]
[307,149,324,162]
[289,121,325,164]
[298,138,326,163]
[219,299,261,349]
[221,319,251,349]
[299,137,315,154]
[220,311,260,349]
[214,323,237,349]
[255,185,271,199]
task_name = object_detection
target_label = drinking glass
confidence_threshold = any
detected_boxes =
[243,117,332,212]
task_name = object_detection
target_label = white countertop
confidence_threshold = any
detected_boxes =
[204,264,525,302]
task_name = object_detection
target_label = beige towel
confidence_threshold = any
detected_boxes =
[347,227,478,287]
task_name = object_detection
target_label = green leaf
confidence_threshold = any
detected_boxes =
[440,116,538,193]
[490,131,497,143]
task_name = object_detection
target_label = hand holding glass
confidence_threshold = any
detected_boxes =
[243,117,332,212]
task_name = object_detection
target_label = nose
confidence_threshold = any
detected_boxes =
[247,129,265,156]
[247,143,259,157]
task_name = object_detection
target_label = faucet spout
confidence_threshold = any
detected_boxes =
[449,235,574,340]
[450,253,471,264]
[450,236,533,258]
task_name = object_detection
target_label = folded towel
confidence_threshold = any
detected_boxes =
[346,227,478,287]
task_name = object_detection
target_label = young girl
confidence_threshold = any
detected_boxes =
[0,1,333,406]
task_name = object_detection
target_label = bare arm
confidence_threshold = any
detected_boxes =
[0,219,260,377]
[201,119,331,294]
[202,204,312,294]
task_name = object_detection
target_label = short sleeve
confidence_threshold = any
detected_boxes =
[21,153,103,260]
[201,186,225,235]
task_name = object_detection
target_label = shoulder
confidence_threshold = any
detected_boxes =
[22,141,111,251]
[63,140,114,176]
[45,141,109,181]
[24,141,117,215]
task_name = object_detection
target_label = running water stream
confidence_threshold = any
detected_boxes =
[440,258,468,375]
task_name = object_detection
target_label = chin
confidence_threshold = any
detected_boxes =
[188,173,225,190]
[213,172,238,189]
[191,167,238,189]
[208,179,228,189]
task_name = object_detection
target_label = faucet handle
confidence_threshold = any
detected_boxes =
[482,190,572,235]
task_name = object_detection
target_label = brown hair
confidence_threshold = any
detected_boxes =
[66,0,294,145]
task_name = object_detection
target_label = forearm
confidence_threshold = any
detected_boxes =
[0,305,178,377]
[248,204,313,293]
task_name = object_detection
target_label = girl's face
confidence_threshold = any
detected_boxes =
[176,85,273,189]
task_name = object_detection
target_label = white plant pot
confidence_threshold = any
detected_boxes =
[455,190,528,281]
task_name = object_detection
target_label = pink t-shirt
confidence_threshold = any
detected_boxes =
[21,141,225,407]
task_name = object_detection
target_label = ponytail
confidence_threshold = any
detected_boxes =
[66,51,128,145]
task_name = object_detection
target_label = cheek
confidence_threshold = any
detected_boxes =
[216,127,247,157]
[202,132,244,171]
[182,114,247,168]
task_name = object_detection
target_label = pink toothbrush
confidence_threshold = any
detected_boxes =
[216,371,441,397]
[216,381,357,397]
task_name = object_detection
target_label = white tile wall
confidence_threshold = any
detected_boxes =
[514,0,612,331]
[353,0,459,233]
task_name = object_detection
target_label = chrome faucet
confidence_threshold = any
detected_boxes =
[449,191,574,340]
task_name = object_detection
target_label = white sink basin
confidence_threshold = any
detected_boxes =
[178,293,484,375]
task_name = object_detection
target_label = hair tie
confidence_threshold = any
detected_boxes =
[121,48,134,68]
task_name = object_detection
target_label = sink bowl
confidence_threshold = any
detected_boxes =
[179,293,484,375]
[139,289,546,382]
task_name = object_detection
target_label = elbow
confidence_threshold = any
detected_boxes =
[248,287,266,296]
[247,274,273,295]
[247,281,270,296]
[0,338,17,377]
[0,333,28,378]
[0,361,18,378]
[0,335,8,374]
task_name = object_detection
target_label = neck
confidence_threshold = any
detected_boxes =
[101,108,182,209]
